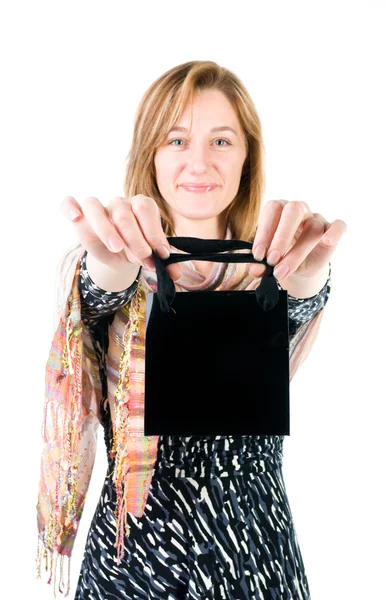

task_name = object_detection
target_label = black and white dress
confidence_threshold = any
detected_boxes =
[74,250,331,600]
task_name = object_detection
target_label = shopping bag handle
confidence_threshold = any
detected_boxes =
[151,237,282,314]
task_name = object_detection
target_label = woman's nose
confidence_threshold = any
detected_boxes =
[187,144,211,172]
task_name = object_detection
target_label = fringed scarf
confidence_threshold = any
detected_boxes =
[36,226,328,597]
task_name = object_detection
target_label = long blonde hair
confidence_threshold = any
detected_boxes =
[123,60,266,243]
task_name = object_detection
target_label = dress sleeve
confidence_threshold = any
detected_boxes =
[279,262,332,338]
[78,248,142,324]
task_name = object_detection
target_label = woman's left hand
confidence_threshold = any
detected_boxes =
[249,199,347,281]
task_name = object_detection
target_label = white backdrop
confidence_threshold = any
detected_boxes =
[1,1,384,599]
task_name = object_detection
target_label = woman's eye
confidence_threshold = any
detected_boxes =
[168,138,230,146]
[214,139,230,146]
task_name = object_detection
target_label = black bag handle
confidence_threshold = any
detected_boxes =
[151,237,282,314]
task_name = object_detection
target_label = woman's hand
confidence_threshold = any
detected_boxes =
[60,195,183,281]
[249,199,347,282]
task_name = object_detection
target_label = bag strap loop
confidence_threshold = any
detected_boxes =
[151,237,281,314]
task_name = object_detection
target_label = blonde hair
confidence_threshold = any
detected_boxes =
[123,60,266,242]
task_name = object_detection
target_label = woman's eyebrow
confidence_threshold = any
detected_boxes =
[168,126,238,136]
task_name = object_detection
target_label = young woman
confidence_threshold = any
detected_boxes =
[37,60,345,600]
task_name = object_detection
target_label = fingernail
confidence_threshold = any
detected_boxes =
[143,259,154,270]
[69,209,81,220]
[253,244,266,261]
[267,249,281,266]
[273,262,289,279]
[108,236,124,252]
[156,244,170,259]
[325,235,337,245]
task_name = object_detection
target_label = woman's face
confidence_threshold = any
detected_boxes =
[154,88,247,237]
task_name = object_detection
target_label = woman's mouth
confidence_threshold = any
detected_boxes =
[180,184,218,193]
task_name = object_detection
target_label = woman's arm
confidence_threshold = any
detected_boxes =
[78,249,142,324]
[285,262,332,338]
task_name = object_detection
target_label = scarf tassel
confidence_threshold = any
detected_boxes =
[110,292,141,564]
[35,536,72,598]
[36,301,83,597]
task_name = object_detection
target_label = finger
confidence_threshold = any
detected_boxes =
[61,196,125,267]
[79,196,129,257]
[60,196,83,222]
[109,197,157,268]
[320,219,348,246]
[129,195,182,281]
[110,198,181,279]
[272,218,326,279]
[266,200,311,265]
[252,199,288,262]
[250,200,311,279]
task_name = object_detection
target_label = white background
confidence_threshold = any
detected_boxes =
[0,1,385,599]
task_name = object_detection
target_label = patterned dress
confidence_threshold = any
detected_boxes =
[74,250,331,600]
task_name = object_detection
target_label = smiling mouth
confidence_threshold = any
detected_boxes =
[180,184,218,193]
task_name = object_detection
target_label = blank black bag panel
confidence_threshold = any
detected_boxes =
[143,237,290,436]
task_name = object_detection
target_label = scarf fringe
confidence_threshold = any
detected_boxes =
[36,279,84,596]
[111,279,142,564]
[35,536,72,597]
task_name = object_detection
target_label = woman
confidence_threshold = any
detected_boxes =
[36,60,346,599]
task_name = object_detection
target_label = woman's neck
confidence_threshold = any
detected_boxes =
[173,219,228,240]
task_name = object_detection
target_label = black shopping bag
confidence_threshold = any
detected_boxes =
[144,237,290,436]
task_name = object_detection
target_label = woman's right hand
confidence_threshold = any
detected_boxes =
[60,195,182,282]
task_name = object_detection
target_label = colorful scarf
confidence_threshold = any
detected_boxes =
[36,226,329,597]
